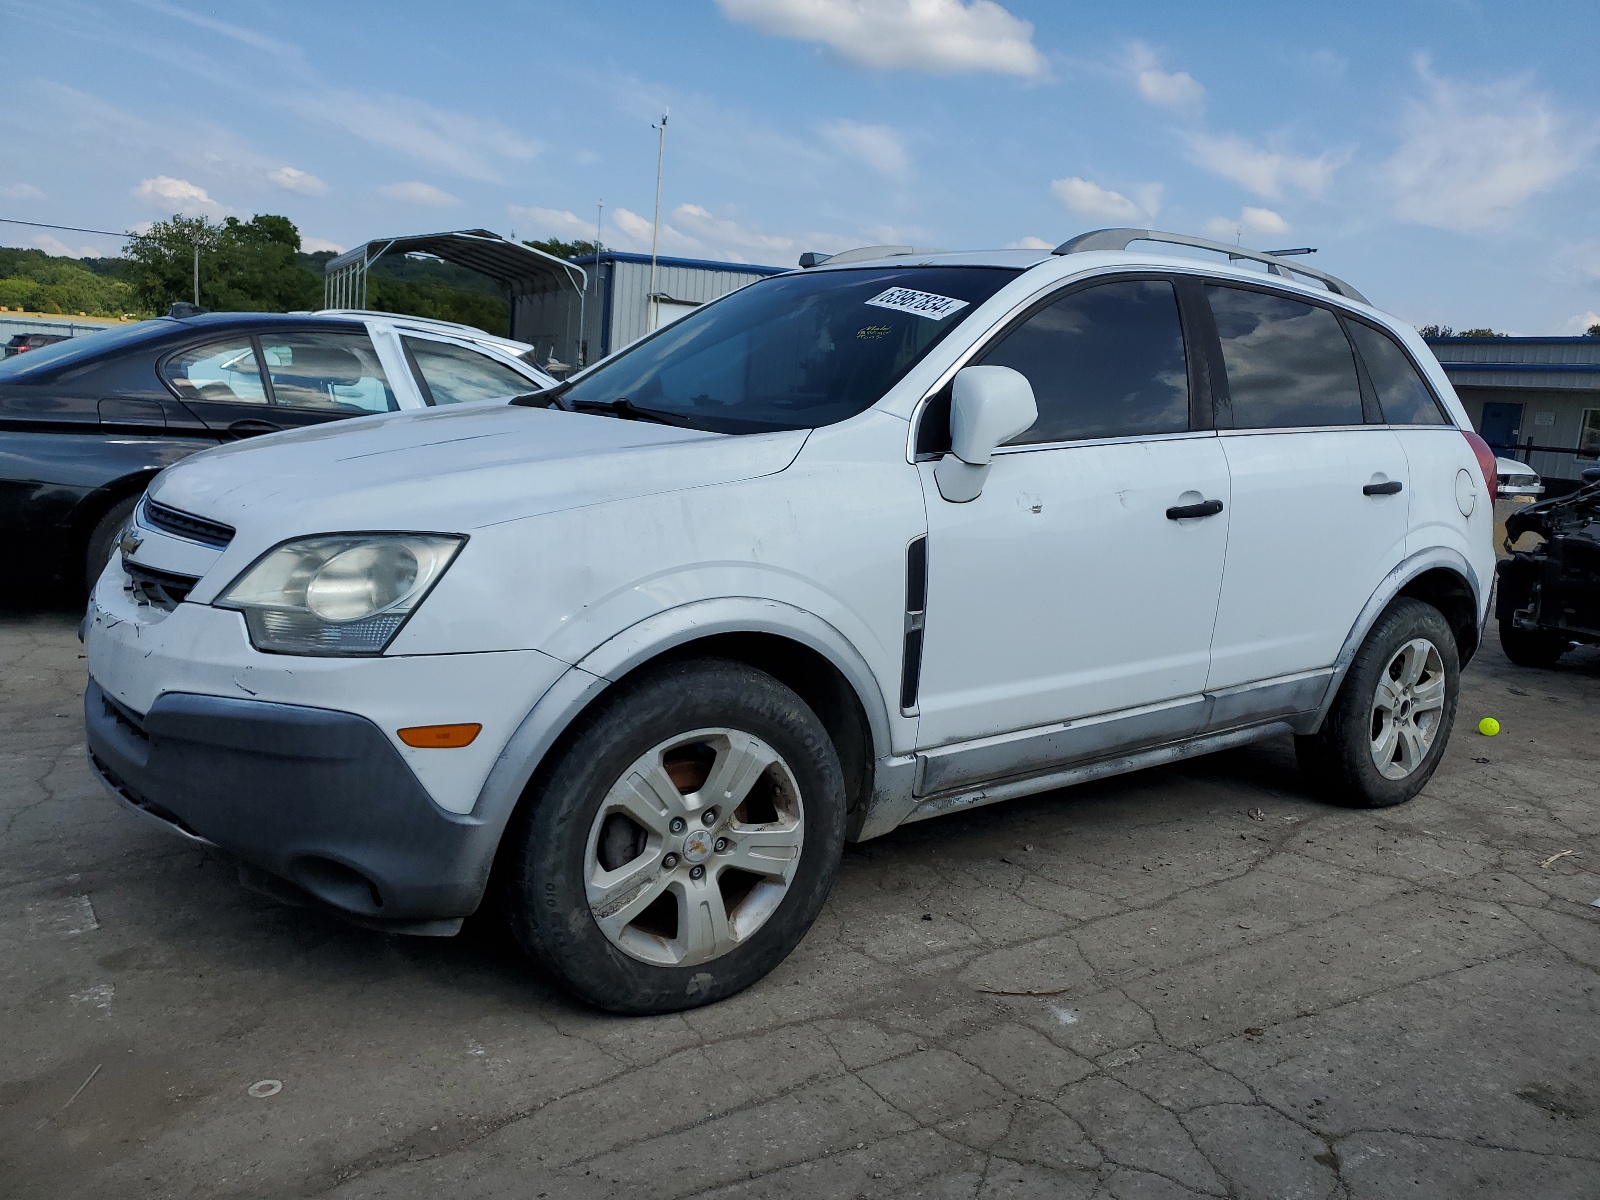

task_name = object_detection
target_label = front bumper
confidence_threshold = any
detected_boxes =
[85,678,501,920]
[82,561,571,923]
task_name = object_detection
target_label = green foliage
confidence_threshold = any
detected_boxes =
[0,247,138,316]
[123,214,321,314]
[523,238,598,260]
[3,214,529,336]
[1586,323,1600,338]
[1458,327,1505,338]
[1418,324,1452,338]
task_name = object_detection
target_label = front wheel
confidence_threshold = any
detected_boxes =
[1295,598,1460,809]
[503,658,847,1014]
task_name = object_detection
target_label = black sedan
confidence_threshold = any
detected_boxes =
[1,309,554,592]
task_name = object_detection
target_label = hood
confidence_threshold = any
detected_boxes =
[149,401,809,541]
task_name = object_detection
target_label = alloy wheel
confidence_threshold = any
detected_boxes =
[1369,637,1447,780]
[583,728,805,967]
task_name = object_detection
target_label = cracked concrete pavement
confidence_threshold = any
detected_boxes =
[1,605,1597,1199]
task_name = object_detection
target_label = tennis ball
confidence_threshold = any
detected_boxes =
[1478,717,1500,736]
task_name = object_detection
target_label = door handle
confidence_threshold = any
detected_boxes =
[1166,499,1224,520]
[1363,480,1403,496]
[227,418,282,438]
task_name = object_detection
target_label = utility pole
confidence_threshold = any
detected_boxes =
[648,113,667,333]
[192,240,200,306]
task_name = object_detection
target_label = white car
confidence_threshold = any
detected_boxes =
[85,229,1497,1013]
[1494,456,1543,499]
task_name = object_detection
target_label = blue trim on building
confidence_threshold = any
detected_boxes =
[570,251,786,276]
[1441,362,1600,375]
[1425,336,1600,347]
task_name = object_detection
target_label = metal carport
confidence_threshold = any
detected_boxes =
[324,229,585,369]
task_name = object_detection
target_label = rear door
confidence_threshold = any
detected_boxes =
[1203,282,1410,691]
[163,328,397,438]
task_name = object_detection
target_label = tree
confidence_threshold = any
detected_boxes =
[1458,328,1505,338]
[124,214,321,314]
[1587,323,1600,338]
[523,238,599,260]
[1418,324,1453,338]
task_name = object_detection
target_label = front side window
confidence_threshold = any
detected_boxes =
[260,332,396,413]
[978,278,1190,445]
[404,337,540,405]
[1580,409,1600,458]
[559,266,1018,433]
[1207,285,1364,429]
[165,338,268,404]
[1346,322,1448,426]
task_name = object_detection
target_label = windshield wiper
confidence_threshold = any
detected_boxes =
[567,397,692,426]
[510,379,573,409]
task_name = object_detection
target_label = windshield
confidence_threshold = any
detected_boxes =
[0,319,174,378]
[560,266,1018,432]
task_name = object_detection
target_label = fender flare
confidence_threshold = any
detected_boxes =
[455,598,896,903]
[1309,546,1485,728]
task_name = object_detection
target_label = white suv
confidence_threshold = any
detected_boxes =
[84,229,1498,1014]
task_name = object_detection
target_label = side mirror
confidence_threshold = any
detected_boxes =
[933,365,1038,502]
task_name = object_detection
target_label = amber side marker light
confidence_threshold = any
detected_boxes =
[397,723,482,749]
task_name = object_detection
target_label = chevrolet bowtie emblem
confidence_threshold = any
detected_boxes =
[118,530,143,558]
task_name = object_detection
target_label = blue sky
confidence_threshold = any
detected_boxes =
[1,0,1596,333]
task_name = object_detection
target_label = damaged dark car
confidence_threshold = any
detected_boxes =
[1496,478,1600,667]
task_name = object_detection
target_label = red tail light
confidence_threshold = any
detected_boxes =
[1462,430,1499,505]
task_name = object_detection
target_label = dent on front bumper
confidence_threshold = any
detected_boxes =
[85,678,502,922]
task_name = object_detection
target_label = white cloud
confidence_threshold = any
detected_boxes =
[1051,177,1161,223]
[1566,310,1600,334]
[30,233,103,258]
[134,175,228,215]
[1202,206,1292,242]
[1,183,46,200]
[1187,133,1340,199]
[268,166,326,196]
[301,237,346,254]
[509,206,599,243]
[378,181,459,207]
[818,119,911,178]
[716,0,1045,76]
[1129,43,1204,110]
[1386,60,1594,232]
[1007,235,1053,250]
[298,90,538,182]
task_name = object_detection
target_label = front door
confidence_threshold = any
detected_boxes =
[913,277,1231,775]
[1201,283,1411,691]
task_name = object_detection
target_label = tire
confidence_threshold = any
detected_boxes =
[1498,615,1567,669]
[502,657,847,1014]
[1294,598,1460,809]
[83,495,139,594]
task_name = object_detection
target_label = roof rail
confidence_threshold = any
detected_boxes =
[1053,228,1368,305]
[798,245,940,268]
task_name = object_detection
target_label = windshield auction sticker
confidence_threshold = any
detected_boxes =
[865,287,970,321]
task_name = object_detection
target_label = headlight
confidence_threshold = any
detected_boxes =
[216,534,463,655]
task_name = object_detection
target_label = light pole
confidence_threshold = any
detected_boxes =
[648,113,667,333]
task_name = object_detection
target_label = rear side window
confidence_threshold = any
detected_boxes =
[979,279,1190,445]
[260,332,396,413]
[404,337,538,405]
[1207,285,1364,429]
[165,338,268,404]
[1347,321,1448,426]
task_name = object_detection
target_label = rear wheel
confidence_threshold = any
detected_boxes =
[1295,598,1460,809]
[1498,615,1567,669]
[83,495,139,594]
[503,658,846,1014]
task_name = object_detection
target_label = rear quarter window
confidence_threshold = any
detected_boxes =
[1346,321,1450,426]
[1206,284,1365,429]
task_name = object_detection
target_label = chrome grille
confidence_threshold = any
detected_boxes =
[142,499,235,549]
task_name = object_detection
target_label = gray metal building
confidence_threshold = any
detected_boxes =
[533,251,785,368]
[1426,336,1600,488]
